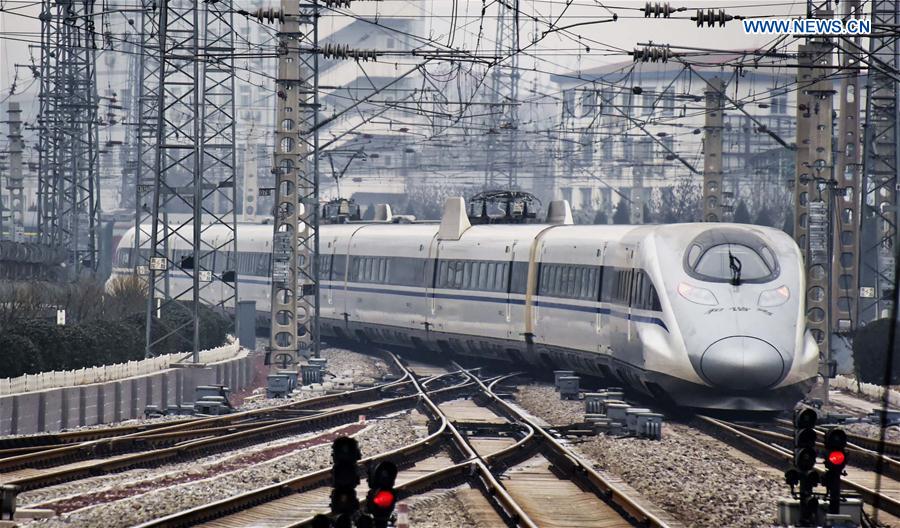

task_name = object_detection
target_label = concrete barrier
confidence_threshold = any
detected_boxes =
[0,350,256,435]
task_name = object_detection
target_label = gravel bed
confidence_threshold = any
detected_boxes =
[320,347,393,382]
[21,422,365,508]
[406,489,482,528]
[26,410,429,528]
[842,422,900,443]
[514,384,785,528]
[0,414,194,441]
[238,347,393,411]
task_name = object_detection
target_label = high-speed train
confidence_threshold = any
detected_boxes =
[110,199,818,410]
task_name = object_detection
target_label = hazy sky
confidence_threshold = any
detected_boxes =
[0,0,815,106]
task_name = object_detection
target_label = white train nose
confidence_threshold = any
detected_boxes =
[699,336,785,391]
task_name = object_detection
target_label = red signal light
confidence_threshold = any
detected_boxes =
[372,490,395,509]
[828,451,845,466]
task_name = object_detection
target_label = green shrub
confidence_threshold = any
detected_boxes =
[0,333,42,377]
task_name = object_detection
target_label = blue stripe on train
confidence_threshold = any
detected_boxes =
[340,285,668,331]
[115,270,668,331]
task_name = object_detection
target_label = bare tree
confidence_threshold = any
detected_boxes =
[652,178,702,223]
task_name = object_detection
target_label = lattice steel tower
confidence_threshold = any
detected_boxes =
[859,0,900,322]
[144,0,238,359]
[131,0,162,280]
[268,0,321,366]
[484,0,520,189]
[38,0,101,276]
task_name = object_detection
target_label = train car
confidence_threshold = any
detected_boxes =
[109,198,819,410]
[109,223,275,312]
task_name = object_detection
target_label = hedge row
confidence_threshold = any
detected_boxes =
[0,303,231,379]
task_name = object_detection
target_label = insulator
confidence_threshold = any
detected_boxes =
[321,43,377,61]
[694,8,732,27]
[633,45,671,63]
[323,0,352,7]
[250,7,284,24]
[643,1,673,18]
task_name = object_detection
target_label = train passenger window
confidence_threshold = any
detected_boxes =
[116,249,129,268]
[509,261,528,294]
[378,258,388,283]
[332,255,347,281]
[255,253,268,276]
[387,257,424,287]
[694,244,770,281]
[318,254,332,280]
[483,262,494,291]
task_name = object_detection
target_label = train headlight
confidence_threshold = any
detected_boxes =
[758,285,790,307]
[677,282,718,306]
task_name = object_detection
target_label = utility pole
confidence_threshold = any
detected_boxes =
[703,77,726,223]
[832,0,863,334]
[794,1,835,401]
[859,0,900,323]
[268,0,321,366]
[6,103,24,241]
[484,0,520,189]
[144,0,238,359]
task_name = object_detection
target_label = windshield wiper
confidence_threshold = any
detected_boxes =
[728,250,742,286]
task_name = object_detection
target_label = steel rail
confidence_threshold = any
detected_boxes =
[128,355,669,528]
[774,417,900,458]
[3,391,421,491]
[726,420,900,480]
[0,360,414,472]
[133,356,481,528]
[473,369,673,528]
[698,415,900,519]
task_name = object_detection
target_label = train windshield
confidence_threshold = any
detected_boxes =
[683,229,779,284]
[691,244,772,281]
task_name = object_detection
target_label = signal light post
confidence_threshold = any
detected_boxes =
[785,408,820,526]
[330,437,362,523]
[365,461,398,528]
[823,428,848,515]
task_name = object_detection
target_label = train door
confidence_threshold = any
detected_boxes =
[506,242,518,325]
[322,233,340,310]
[424,235,440,332]
[532,244,547,342]
[595,242,607,342]
[625,247,635,343]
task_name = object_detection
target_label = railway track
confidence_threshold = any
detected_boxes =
[0,358,416,491]
[131,354,678,528]
[696,415,900,525]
